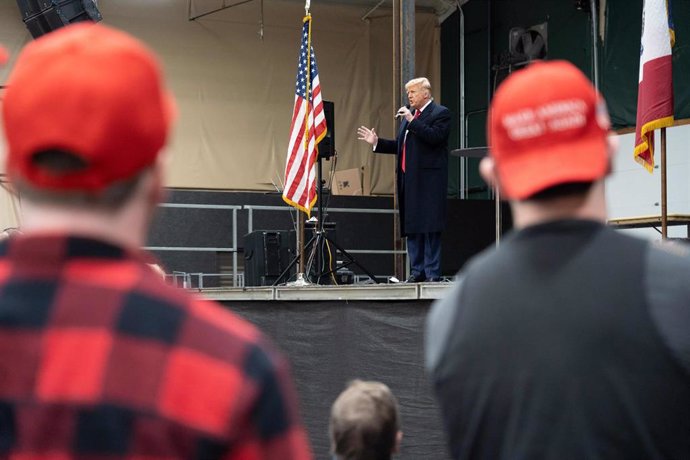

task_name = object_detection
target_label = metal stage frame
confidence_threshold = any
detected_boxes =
[195,278,454,302]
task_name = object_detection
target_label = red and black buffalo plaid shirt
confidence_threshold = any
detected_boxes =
[0,234,312,459]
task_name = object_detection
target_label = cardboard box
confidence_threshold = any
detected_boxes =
[332,168,362,196]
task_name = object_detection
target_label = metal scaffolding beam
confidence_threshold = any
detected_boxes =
[392,0,415,279]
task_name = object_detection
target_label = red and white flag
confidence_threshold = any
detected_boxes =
[282,14,327,215]
[634,0,674,172]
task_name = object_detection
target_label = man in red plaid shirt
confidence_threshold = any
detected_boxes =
[0,23,312,459]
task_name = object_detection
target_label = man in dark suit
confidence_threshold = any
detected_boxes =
[358,77,451,282]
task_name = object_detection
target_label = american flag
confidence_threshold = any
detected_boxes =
[282,14,327,215]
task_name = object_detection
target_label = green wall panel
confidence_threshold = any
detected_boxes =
[457,1,492,199]
[442,10,462,197]
[441,0,594,199]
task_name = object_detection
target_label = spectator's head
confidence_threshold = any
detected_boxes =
[330,380,402,460]
[482,60,613,203]
[1,23,174,244]
[2,23,174,211]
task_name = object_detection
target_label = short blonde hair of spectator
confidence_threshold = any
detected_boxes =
[404,77,431,95]
[330,380,401,460]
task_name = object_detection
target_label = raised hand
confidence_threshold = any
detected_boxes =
[357,126,378,146]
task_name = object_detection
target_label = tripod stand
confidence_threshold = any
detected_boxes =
[273,155,379,286]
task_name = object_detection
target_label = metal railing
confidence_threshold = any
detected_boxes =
[170,271,244,289]
[146,203,242,286]
[245,204,404,256]
[152,203,405,287]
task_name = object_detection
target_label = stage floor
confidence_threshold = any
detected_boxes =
[199,280,454,302]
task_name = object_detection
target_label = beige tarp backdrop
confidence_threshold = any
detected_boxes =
[0,0,440,204]
[0,0,26,229]
[0,181,20,230]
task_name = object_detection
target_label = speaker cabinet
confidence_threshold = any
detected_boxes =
[319,100,335,159]
[244,231,295,286]
[16,0,102,39]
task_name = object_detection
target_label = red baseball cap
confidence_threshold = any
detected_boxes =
[0,46,8,65]
[487,60,610,200]
[2,23,175,193]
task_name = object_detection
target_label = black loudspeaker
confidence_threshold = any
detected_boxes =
[319,101,335,159]
[508,23,547,64]
[244,231,295,286]
[16,0,102,39]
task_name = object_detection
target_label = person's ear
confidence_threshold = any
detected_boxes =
[149,152,169,206]
[606,133,619,159]
[479,156,497,189]
[603,133,619,177]
[393,430,403,454]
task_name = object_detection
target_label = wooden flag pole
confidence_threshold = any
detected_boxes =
[298,214,305,274]
[300,2,310,275]
[295,0,308,280]
[661,127,668,239]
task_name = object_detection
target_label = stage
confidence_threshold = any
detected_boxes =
[200,279,453,301]
[149,189,490,459]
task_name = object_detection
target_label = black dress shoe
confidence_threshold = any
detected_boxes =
[405,273,426,283]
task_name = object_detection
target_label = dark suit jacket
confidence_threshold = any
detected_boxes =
[374,101,451,235]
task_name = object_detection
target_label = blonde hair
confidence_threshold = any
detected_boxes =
[330,380,400,460]
[404,77,431,95]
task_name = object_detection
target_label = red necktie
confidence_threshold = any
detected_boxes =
[402,110,421,173]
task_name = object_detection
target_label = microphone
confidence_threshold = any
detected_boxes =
[395,104,411,119]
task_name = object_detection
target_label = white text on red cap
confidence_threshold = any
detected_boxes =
[501,98,588,141]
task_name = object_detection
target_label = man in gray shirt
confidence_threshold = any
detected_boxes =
[426,60,690,460]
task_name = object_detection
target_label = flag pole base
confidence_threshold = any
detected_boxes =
[286,273,312,287]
